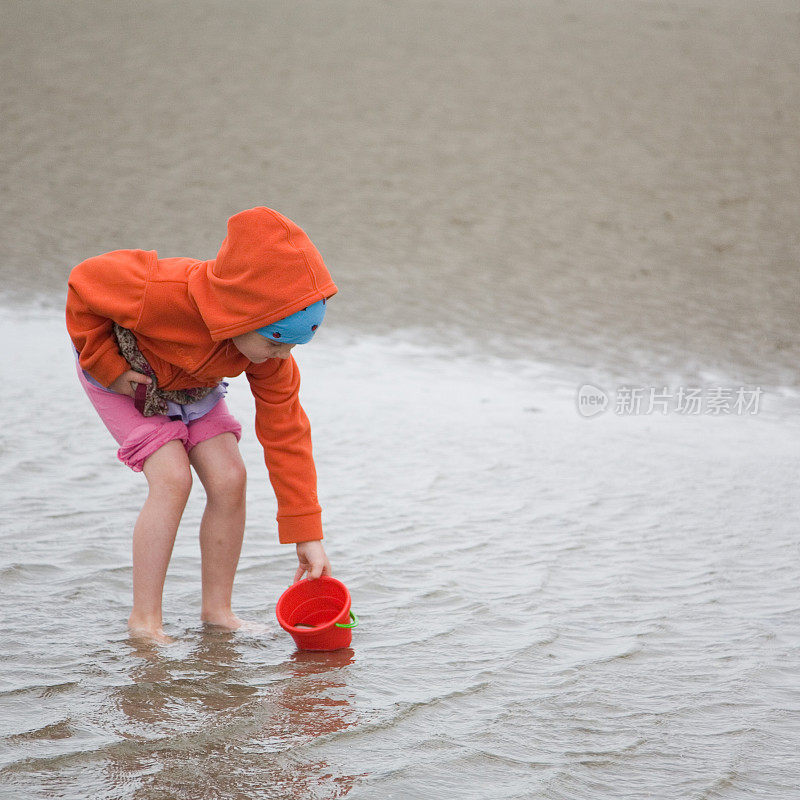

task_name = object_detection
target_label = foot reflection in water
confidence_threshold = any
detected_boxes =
[99,632,363,797]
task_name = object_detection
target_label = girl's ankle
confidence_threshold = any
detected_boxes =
[128,610,163,630]
[127,612,174,643]
[201,608,239,627]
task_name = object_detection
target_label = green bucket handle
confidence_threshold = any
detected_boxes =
[335,610,359,629]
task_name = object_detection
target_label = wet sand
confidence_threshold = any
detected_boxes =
[1,0,799,385]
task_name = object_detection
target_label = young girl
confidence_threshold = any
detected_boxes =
[66,206,337,642]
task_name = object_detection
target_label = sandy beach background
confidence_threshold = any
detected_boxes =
[1,1,799,798]
[2,0,799,386]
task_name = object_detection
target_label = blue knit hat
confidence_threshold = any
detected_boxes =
[255,298,327,344]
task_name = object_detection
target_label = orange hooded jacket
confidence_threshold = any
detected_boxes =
[66,207,338,545]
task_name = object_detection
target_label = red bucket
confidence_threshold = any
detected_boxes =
[276,576,358,651]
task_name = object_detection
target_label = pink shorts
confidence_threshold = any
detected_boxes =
[75,361,242,472]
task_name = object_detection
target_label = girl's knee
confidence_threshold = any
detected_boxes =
[154,466,193,502]
[142,441,193,501]
[205,458,247,507]
[189,433,247,507]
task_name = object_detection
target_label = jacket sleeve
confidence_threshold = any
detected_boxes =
[65,250,149,387]
[246,355,324,544]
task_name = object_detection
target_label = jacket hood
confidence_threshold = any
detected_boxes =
[188,206,338,341]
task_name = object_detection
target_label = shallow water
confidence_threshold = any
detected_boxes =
[2,0,800,797]
[1,306,799,798]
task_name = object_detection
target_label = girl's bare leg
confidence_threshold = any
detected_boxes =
[189,433,264,631]
[127,440,193,643]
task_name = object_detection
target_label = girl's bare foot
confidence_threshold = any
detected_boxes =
[128,613,175,644]
[201,611,271,634]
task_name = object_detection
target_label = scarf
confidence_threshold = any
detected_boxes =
[113,324,217,416]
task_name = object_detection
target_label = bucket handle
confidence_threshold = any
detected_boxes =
[335,610,359,629]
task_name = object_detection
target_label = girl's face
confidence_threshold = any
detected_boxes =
[231,331,296,362]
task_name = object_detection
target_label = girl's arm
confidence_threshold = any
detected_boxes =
[65,249,150,387]
[245,355,324,545]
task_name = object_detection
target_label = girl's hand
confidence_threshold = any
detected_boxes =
[294,540,332,583]
[108,370,152,397]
